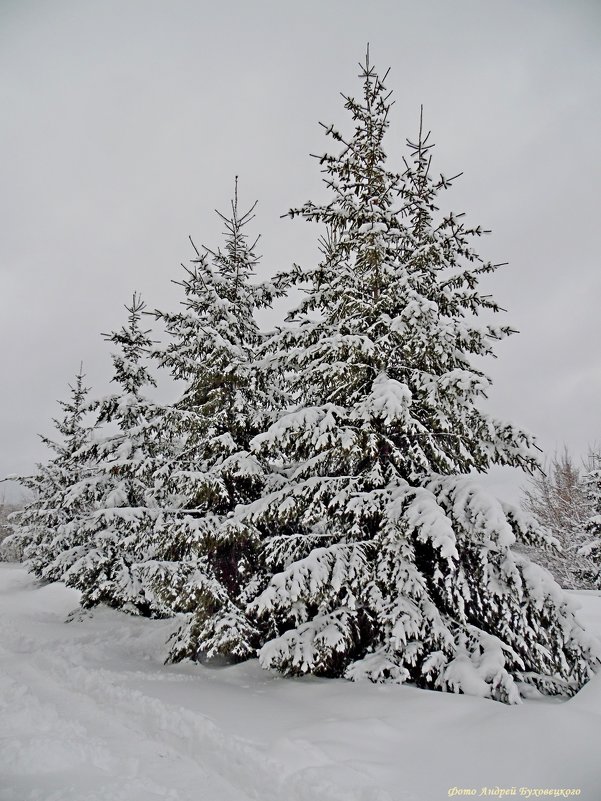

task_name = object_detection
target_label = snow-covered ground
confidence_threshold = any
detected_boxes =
[1,563,600,801]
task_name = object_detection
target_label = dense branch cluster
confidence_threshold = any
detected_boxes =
[4,56,599,703]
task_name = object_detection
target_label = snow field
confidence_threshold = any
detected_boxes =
[1,563,600,801]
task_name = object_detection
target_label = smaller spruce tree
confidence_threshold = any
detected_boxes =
[142,181,286,662]
[61,294,172,616]
[7,367,96,580]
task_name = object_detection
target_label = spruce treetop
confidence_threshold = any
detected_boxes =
[41,365,92,464]
[102,293,157,409]
[256,52,538,486]
[75,292,166,492]
[153,180,280,450]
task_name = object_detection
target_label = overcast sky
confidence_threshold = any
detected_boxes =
[1,0,600,504]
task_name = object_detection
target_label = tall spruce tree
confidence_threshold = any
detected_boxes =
[7,368,96,579]
[143,182,286,662]
[243,53,599,702]
[62,295,172,615]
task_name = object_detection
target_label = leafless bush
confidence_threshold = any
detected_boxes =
[521,447,596,589]
[0,497,23,562]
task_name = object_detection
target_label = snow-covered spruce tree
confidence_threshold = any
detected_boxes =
[579,450,601,588]
[61,294,173,615]
[143,182,286,662]
[6,367,96,577]
[243,54,599,702]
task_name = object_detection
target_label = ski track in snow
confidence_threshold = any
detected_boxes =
[2,564,601,800]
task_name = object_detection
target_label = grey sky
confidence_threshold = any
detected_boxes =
[1,0,600,503]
